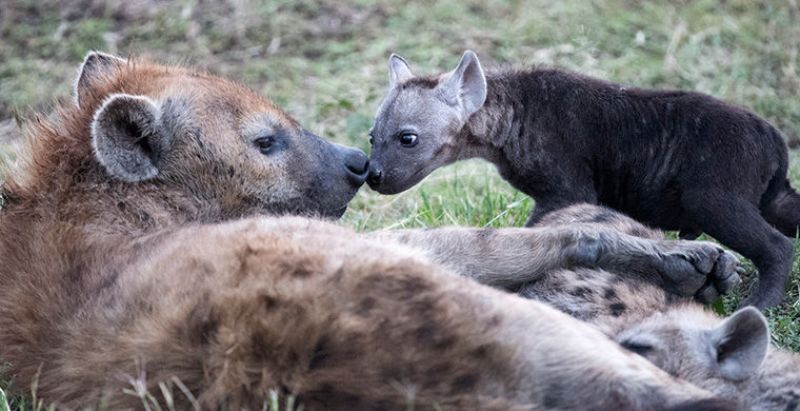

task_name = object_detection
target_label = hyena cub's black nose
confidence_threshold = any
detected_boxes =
[344,148,370,186]
[367,163,383,188]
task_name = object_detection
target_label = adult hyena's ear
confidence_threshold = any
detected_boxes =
[388,53,413,88]
[92,94,171,182]
[437,50,487,119]
[75,51,127,108]
[709,307,769,381]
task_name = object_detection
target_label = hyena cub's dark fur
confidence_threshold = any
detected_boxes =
[367,50,800,309]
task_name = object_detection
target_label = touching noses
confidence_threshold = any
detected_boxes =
[367,162,383,188]
[344,148,370,186]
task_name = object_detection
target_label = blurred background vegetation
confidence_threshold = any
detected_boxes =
[1,0,799,227]
[0,0,798,395]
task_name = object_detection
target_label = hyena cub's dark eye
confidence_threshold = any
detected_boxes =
[399,132,418,147]
[255,136,275,155]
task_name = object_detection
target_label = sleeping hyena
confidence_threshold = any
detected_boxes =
[522,204,800,409]
[617,304,800,411]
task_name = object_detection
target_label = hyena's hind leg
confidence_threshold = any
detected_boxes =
[535,203,664,240]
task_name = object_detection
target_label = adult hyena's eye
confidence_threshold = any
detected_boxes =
[620,340,654,356]
[399,132,418,147]
[255,136,275,155]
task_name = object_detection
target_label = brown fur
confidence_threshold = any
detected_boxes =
[0,55,733,410]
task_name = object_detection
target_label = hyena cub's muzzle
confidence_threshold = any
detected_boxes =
[366,161,384,188]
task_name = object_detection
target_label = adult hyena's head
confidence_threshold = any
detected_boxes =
[367,51,487,194]
[615,305,769,395]
[75,52,368,219]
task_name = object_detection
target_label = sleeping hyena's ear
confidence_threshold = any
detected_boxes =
[388,53,414,88]
[91,94,172,182]
[75,51,127,109]
[709,307,769,381]
[437,50,487,119]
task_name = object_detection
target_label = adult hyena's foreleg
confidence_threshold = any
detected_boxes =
[531,204,741,301]
[372,223,740,299]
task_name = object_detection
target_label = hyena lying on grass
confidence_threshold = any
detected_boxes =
[524,204,800,410]
[618,305,800,410]
[366,50,800,309]
[0,52,741,410]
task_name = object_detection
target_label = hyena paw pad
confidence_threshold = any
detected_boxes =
[657,242,739,296]
[695,251,743,303]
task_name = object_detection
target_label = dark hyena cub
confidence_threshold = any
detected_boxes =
[367,50,800,309]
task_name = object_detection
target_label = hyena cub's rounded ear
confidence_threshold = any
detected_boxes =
[709,306,769,381]
[388,53,414,88]
[438,50,487,118]
[92,94,171,183]
[75,51,127,108]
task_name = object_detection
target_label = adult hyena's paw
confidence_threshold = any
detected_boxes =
[655,241,740,297]
[695,251,743,303]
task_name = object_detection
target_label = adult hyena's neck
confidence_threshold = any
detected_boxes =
[0,174,207,287]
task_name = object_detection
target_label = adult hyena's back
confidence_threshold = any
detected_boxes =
[20,217,729,410]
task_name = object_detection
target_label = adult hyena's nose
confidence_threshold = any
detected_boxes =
[367,162,383,188]
[343,147,369,186]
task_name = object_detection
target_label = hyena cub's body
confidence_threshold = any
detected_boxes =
[367,50,800,309]
[528,204,800,409]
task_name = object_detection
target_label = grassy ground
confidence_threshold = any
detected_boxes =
[1,0,799,408]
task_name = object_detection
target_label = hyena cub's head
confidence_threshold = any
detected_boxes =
[367,51,487,194]
[616,305,769,395]
[79,52,369,219]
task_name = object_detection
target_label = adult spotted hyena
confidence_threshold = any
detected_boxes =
[0,53,738,410]
[367,50,800,309]
[617,305,800,411]
[516,204,799,409]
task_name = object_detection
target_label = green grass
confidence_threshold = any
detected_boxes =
[1,0,800,408]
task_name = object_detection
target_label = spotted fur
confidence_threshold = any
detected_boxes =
[0,54,734,410]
